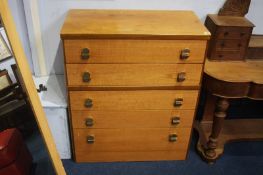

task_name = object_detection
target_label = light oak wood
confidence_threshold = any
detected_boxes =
[0,1,66,174]
[61,10,210,40]
[73,128,191,152]
[64,40,207,63]
[66,64,203,88]
[69,90,199,111]
[62,10,209,162]
[75,150,187,162]
[205,59,263,84]
[71,110,195,129]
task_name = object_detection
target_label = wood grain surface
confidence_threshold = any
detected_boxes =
[73,128,191,152]
[71,110,195,129]
[61,10,210,40]
[74,150,187,162]
[64,39,207,63]
[66,64,203,88]
[69,90,199,111]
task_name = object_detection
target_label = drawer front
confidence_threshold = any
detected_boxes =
[64,40,206,63]
[73,128,191,152]
[69,90,199,110]
[215,40,247,51]
[71,110,195,129]
[74,150,187,162]
[66,64,203,88]
[216,27,252,40]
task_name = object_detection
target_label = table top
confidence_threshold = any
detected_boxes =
[61,10,210,40]
[204,59,263,84]
[207,14,254,27]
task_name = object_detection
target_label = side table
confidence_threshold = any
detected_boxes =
[196,59,263,163]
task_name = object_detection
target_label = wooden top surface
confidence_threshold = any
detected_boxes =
[204,59,263,84]
[207,14,255,27]
[249,35,263,47]
[61,10,210,40]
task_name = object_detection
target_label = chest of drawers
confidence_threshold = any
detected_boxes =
[205,14,254,61]
[61,10,210,162]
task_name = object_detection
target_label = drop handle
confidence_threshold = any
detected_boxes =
[85,98,93,108]
[85,117,94,127]
[83,72,91,82]
[177,72,186,82]
[180,48,190,59]
[81,48,90,59]
[171,116,180,125]
[169,134,178,142]
[174,98,183,107]
[86,135,95,144]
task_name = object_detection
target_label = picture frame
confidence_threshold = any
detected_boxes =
[0,32,12,62]
[0,69,12,90]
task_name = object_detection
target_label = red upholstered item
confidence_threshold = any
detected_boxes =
[0,129,23,168]
[0,128,32,175]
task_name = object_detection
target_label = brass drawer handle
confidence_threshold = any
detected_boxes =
[174,98,183,107]
[83,72,91,82]
[180,48,190,59]
[177,72,186,82]
[171,116,180,125]
[85,98,93,108]
[87,135,95,144]
[85,117,94,127]
[81,48,90,59]
[169,134,178,142]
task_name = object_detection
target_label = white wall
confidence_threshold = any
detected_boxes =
[24,0,263,75]
[8,0,33,72]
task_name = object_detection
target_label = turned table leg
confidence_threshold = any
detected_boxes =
[205,97,229,159]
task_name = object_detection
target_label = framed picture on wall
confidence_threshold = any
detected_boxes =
[0,69,12,90]
[0,32,12,62]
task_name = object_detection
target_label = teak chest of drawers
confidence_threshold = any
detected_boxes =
[61,10,210,162]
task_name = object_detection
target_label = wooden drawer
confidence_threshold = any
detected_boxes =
[64,40,207,64]
[66,64,203,89]
[215,40,246,51]
[74,150,187,162]
[69,90,199,110]
[73,128,191,152]
[216,27,252,40]
[71,110,195,129]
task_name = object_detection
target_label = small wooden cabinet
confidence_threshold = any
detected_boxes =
[61,10,210,162]
[205,14,254,60]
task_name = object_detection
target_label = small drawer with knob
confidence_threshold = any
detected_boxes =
[215,40,247,51]
[66,64,203,89]
[70,110,195,129]
[216,27,252,40]
[63,39,207,64]
[73,128,191,152]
